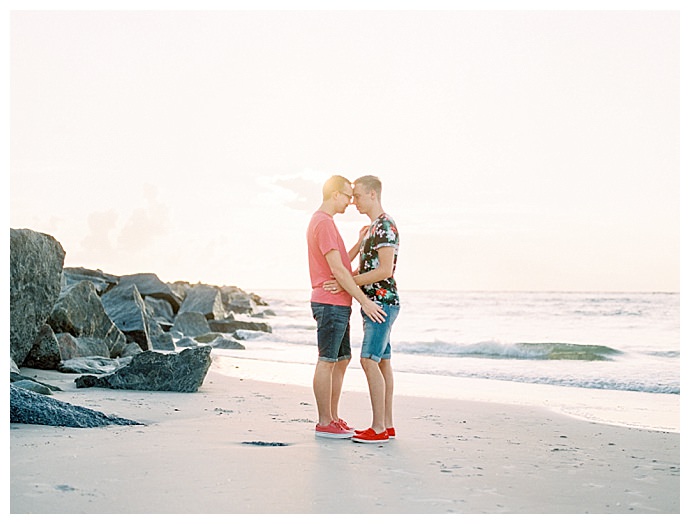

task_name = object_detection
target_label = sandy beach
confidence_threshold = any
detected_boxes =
[9,356,680,515]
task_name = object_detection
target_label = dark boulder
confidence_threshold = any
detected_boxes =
[144,296,175,326]
[118,342,145,358]
[210,337,245,350]
[58,356,133,374]
[10,384,141,427]
[23,324,61,370]
[75,346,212,393]
[48,280,127,357]
[145,312,175,351]
[194,332,222,344]
[250,292,268,306]
[252,309,276,318]
[118,273,182,314]
[172,311,211,337]
[55,333,110,360]
[101,284,152,351]
[220,285,254,314]
[10,368,62,392]
[167,281,190,302]
[174,336,200,349]
[12,379,54,395]
[193,332,244,349]
[150,332,175,351]
[208,319,272,334]
[10,229,66,366]
[179,284,226,320]
[62,267,119,295]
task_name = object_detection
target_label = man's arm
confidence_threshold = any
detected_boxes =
[324,250,386,323]
[324,246,395,296]
[352,246,395,287]
[347,226,369,262]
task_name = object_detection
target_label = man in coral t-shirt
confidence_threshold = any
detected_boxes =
[307,175,385,439]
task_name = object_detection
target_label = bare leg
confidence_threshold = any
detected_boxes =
[330,358,350,422]
[378,359,394,429]
[313,360,335,426]
[361,357,386,433]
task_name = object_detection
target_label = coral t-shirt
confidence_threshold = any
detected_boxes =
[307,211,353,306]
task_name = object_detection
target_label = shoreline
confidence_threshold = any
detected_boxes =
[213,353,680,433]
[10,361,680,514]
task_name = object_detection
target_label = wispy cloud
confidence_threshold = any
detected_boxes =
[77,185,171,267]
[81,209,118,260]
[257,170,326,212]
[116,185,170,251]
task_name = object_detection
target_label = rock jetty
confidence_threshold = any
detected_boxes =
[9,228,273,427]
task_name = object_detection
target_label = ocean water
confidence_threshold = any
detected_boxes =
[224,289,679,394]
[213,289,680,430]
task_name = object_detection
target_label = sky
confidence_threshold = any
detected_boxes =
[7,2,682,293]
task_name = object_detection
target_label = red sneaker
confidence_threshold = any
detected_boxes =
[355,426,395,438]
[352,428,389,443]
[315,421,354,439]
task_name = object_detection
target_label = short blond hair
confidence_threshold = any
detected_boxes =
[322,175,351,201]
[354,175,382,200]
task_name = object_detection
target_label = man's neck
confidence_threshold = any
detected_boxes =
[367,203,385,222]
[318,202,336,216]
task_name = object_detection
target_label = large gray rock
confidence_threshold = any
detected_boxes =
[179,284,226,320]
[48,280,127,357]
[173,311,211,337]
[74,346,212,393]
[58,356,133,374]
[10,229,66,366]
[118,342,145,358]
[101,284,151,351]
[10,384,141,427]
[174,336,200,349]
[10,367,61,392]
[145,296,175,326]
[150,333,175,351]
[167,281,191,302]
[209,337,245,350]
[55,333,110,360]
[118,273,182,314]
[23,324,61,370]
[219,285,254,314]
[218,286,268,314]
[250,292,268,307]
[194,332,244,349]
[62,267,119,295]
[12,379,54,395]
[146,313,175,351]
[208,319,272,334]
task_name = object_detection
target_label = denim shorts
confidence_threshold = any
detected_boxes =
[311,302,352,362]
[360,304,400,362]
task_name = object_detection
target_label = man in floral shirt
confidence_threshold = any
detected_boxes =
[358,211,400,307]
[349,175,400,444]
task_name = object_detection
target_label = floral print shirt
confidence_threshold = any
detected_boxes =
[359,213,400,306]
